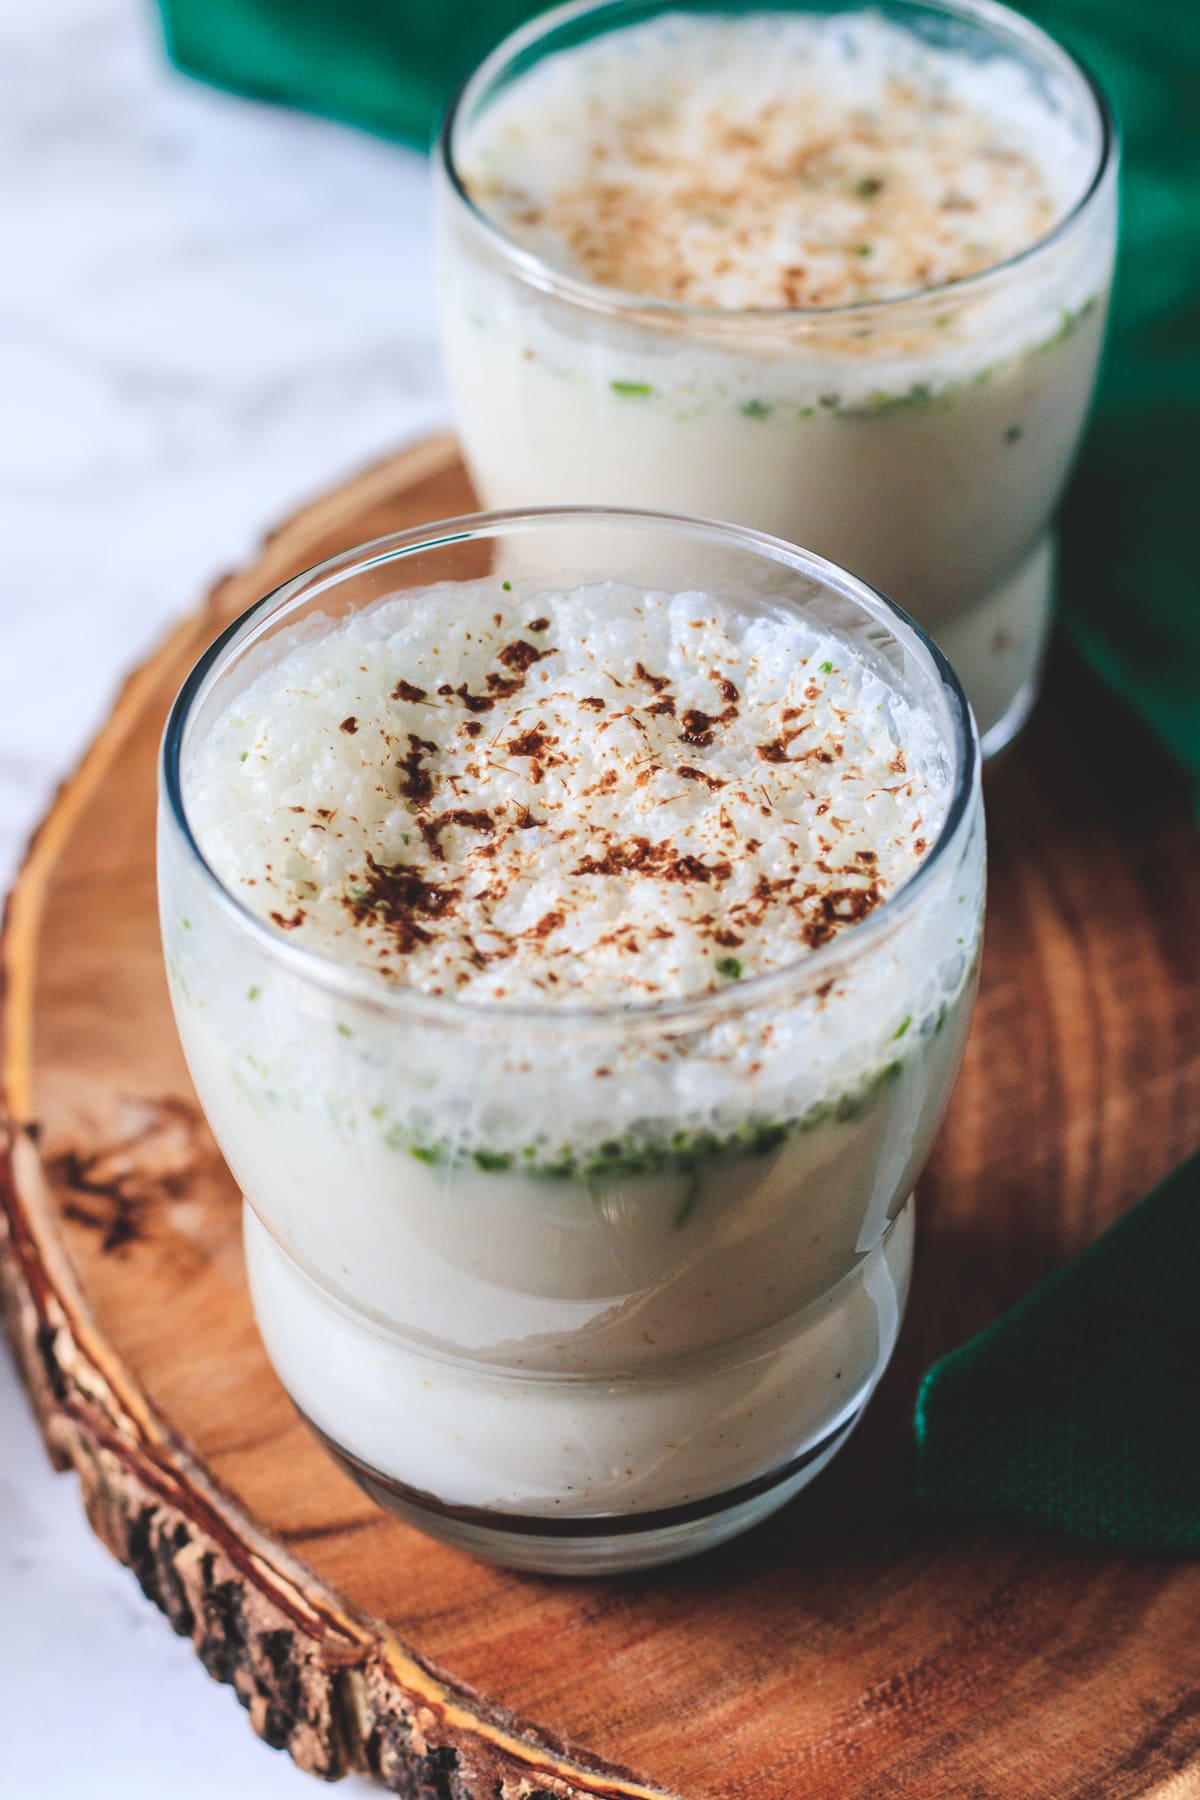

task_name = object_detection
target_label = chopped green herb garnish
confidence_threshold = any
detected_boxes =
[855,243,873,257]
[247,985,260,1002]
[1038,299,1096,355]
[336,1022,354,1039]
[855,176,883,200]
[673,1168,703,1230]
[851,381,934,420]
[744,1120,788,1157]
[1005,423,1023,443]
[240,751,248,762]
[402,832,410,845]
[472,1148,514,1172]
[611,379,653,397]
[818,659,833,675]
[181,918,192,931]
[741,398,772,420]
[501,579,512,591]
[372,976,977,1187]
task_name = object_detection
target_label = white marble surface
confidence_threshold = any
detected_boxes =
[1,0,445,1789]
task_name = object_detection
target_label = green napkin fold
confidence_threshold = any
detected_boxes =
[158,0,537,148]
[916,1153,1200,1555]
[1045,0,1200,789]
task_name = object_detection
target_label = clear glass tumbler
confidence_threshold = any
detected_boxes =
[159,509,984,1573]
[434,0,1118,758]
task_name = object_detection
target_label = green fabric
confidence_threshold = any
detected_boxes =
[1044,2,1200,785]
[916,1154,1200,1555]
[157,0,539,149]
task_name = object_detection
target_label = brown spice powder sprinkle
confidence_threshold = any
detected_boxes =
[462,14,1068,311]
[498,638,553,674]
[455,684,496,713]
[679,708,716,748]
[203,584,944,1001]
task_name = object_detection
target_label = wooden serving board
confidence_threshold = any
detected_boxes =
[4,435,1200,1800]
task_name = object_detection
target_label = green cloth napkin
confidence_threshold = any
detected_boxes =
[155,0,1200,1554]
[156,0,1200,778]
[157,0,537,148]
[916,1153,1200,1555]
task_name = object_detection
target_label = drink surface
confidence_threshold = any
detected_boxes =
[186,579,947,1007]
[461,10,1093,312]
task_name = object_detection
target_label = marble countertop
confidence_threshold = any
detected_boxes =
[1,1,443,1789]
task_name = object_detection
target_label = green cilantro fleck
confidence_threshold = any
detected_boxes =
[402,832,410,845]
[409,1144,444,1166]
[472,1148,514,1172]
[855,243,873,257]
[818,659,833,675]
[745,1121,788,1157]
[247,985,261,1002]
[1005,423,1023,443]
[181,918,192,930]
[240,751,249,762]
[893,1015,912,1040]
[855,176,883,200]
[611,379,653,397]
[336,1022,354,1039]
[716,956,744,980]
[741,398,773,420]
[673,1169,703,1230]
[501,579,512,590]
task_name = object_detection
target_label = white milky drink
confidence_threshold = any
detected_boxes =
[159,513,985,1573]
[436,1,1117,755]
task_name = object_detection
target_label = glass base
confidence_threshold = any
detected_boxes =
[303,1411,861,1576]
[937,533,1054,759]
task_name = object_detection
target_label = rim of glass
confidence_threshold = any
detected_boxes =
[161,506,979,1030]
[436,0,1117,328]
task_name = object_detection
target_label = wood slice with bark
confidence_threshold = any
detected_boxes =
[3,435,1200,1799]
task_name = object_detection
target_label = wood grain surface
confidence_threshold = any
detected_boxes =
[3,435,1200,1800]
